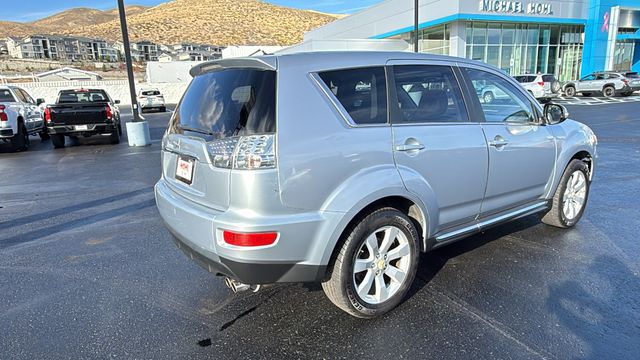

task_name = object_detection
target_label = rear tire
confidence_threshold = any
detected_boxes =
[51,134,65,148]
[160,106,166,112]
[322,207,419,318]
[10,123,29,152]
[109,125,121,144]
[564,86,576,97]
[602,86,616,97]
[542,159,590,228]
[39,130,49,141]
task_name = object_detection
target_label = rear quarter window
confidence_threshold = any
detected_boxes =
[0,89,16,102]
[318,67,387,125]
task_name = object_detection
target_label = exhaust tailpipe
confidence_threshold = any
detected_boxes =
[224,277,259,293]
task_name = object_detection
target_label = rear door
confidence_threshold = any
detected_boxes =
[577,74,596,92]
[162,67,276,211]
[389,61,488,231]
[461,66,556,216]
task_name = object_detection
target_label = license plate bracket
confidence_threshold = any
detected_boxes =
[175,156,195,185]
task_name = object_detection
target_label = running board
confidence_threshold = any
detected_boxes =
[433,201,549,248]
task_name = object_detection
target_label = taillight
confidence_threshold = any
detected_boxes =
[622,79,629,85]
[538,81,545,87]
[0,105,7,121]
[44,107,51,123]
[206,134,275,170]
[105,105,113,120]
[222,230,278,247]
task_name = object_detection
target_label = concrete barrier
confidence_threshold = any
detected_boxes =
[12,80,189,106]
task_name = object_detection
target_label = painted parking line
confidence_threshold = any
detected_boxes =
[552,95,640,106]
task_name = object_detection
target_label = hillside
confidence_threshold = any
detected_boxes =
[0,0,339,46]
[0,6,147,39]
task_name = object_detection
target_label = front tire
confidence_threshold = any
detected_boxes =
[322,208,419,318]
[542,159,590,228]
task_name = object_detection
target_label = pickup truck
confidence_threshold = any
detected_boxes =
[45,88,122,148]
[0,85,48,152]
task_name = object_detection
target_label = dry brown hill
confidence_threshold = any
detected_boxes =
[0,6,147,39]
[1,0,339,46]
[31,6,148,30]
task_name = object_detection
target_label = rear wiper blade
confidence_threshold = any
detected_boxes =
[179,126,214,136]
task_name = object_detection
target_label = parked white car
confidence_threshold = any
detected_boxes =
[0,86,48,152]
[137,88,166,112]
[514,74,560,103]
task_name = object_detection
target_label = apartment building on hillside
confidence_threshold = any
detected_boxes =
[6,35,119,62]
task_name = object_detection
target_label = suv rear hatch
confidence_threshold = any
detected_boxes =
[162,59,277,211]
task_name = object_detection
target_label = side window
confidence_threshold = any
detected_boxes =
[19,89,35,104]
[12,88,28,103]
[595,74,606,80]
[392,65,468,123]
[581,75,595,81]
[608,74,619,79]
[464,68,535,123]
[318,67,387,125]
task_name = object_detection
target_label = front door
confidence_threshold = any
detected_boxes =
[389,63,488,232]
[462,67,557,216]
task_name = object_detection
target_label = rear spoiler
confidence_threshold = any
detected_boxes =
[189,57,277,77]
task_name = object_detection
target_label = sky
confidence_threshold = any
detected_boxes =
[1,0,384,22]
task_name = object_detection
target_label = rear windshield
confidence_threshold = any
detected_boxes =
[58,90,109,103]
[170,68,276,138]
[542,75,557,82]
[0,89,16,102]
[624,72,639,78]
[141,90,161,96]
[514,76,536,83]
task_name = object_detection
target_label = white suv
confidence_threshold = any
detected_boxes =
[137,88,166,112]
[514,74,560,103]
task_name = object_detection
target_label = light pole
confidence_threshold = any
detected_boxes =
[414,0,419,53]
[117,0,151,146]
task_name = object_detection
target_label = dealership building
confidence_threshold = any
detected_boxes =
[304,0,640,81]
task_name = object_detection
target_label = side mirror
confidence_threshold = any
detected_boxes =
[114,100,121,104]
[544,103,569,124]
[36,98,45,106]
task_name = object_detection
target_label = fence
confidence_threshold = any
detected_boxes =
[11,80,189,105]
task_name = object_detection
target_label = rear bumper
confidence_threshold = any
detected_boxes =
[47,123,117,135]
[0,129,14,138]
[154,179,329,284]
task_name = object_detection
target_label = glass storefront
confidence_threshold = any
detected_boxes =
[613,40,636,71]
[386,21,585,82]
[388,24,451,55]
[465,22,584,81]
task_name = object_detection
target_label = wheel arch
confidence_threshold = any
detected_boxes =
[319,193,430,277]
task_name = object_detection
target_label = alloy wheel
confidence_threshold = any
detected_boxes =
[562,170,587,220]
[352,226,411,305]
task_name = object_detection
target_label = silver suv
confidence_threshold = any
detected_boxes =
[563,71,634,97]
[155,52,597,318]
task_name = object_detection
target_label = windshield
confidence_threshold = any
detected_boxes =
[169,68,276,139]
[58,90,109,103]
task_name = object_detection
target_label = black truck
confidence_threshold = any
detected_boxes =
[45,88,122,148]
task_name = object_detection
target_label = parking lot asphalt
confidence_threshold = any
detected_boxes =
[1,102,639,359]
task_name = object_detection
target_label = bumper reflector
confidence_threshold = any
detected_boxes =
[223,230,278,247]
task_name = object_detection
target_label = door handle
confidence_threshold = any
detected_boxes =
[395,143,425,152]
[488,136,509,148]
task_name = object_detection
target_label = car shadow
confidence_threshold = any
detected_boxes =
[404,214,542,301]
